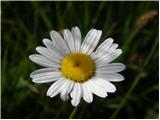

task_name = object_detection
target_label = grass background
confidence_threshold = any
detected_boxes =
[1,1,159,119]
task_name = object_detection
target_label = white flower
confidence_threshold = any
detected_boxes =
[29,26,125,106]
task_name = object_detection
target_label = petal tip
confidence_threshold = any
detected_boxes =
[29,55,34,60]
[42,38,48,43]
[36,46,41,51]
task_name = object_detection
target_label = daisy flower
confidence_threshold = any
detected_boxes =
[29,26,125,106]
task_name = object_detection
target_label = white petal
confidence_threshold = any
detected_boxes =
[30,68,58,78]
[60,94,69,101]
[50,30,70,55]
[47,78,65,97]
[92,78,116,93]
[82,83,93,103]
[32,76,60,84]
[85,79,107,98]
[31,69,62,83]
[96,73,125,82]
[96,63,126,73]
[90,52,99,61]
[29,54,60,68]
[60,80,74,101]
[70,83,82,106]
[71,26,81,52]
[95,49,122,64]
[92,42,118,61]
[109,43,119,52]
[60,80,69,101]
[105,49,122,63]
[81,29,102,55]
[64,29,75,52]
[36,46,61,63]
[81,29,95,52]
[95,38,113,57]
[42,38,63,58]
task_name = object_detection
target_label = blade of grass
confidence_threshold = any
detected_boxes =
[110,72,146,118]
[102,4,112,33]
[68,106,79,119]
[55,2,64,28]
[63,1,73,18]
[78,101,88,118]
[31,2,53,30]
[122,28,140,53]
[91,1,106,26]
[140,84,158,96]
[110,38,158,118]
[54,102,67,118]
[84,2,89,32]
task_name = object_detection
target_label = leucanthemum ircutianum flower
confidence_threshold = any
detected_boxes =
[29,26,125,106]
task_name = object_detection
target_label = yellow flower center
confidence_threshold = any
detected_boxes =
[61,52,95,83]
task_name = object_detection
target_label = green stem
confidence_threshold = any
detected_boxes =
[55,102,66,118]
[122,28,139,53]
[78,103,88,118]
[110,72,145,118]
[141,85,158,96]
[68,106,79,119]
[110,38,158,118]
[143,39,158,68]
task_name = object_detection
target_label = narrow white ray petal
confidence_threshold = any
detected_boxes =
[81,29,96,53]
[92,43,119,61]
[95,49,122,64]
[71,83,82,106]
[95,43,119,60]
[71,26,81,52]
[85,79,107,98]
[60,80,70,101]
[82,83,93,103]
[96,63,126,73]
[29,54,60,68]
[36,46,61,63]
[42,38,64,58]
[30,68,59,78]
[60,94,69,101]
[32,75,61,83]
[31,70,62,83]
[87,30,102,54]
[96,73,125,82]
[47,78,65,97]
[50,30,70,55]
[103,49,122,63]
[60,80,74,101]
[108,43,119,52]
[81,29,102,55]
[92,78,116,93]
[70,85,76,99]
[65,80,74,95]
[64,29,75,52]
[95,38,113,57]
[90,52,99,61]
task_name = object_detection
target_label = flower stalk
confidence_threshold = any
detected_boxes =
[111,38,158,118]
[68,105,79,119]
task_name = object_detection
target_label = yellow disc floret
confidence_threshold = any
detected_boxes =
[61,52,95,83]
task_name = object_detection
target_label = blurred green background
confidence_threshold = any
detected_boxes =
[1,1,159,119]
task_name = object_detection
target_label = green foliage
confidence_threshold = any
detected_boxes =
[1,1,159,118]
